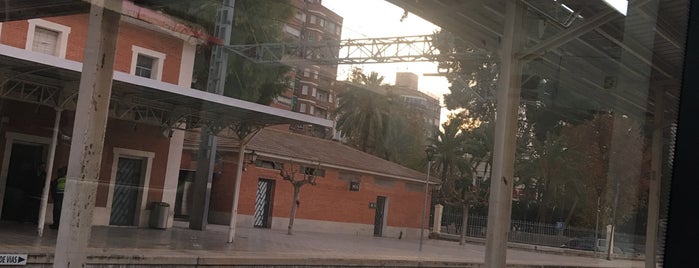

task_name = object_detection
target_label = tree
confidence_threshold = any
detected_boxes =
[279,161,320,235]
[334,68,426,170]
[430,115,490,245]
[170,0,294,104]
[335,82,389,153]
[561,113,647,229]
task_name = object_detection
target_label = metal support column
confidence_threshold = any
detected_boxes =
[37,108,62,237]
[189,132,218,230]
[53,0,122,267]
[484,1,524,267]
[645,87,665,267]
[189,0,235,231]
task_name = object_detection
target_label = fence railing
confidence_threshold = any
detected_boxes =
[433,205,646,254]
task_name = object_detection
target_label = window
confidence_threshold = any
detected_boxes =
[309,106,315,115]
[310,15,316,24]
[317,90,329,102]
[130,46,166,80]
[295,10,306,21]
[319,18,325,27]
[135,55,155,78]
[313,70,319,79]
[25,19,71,58]
[284,24,301,37]
[311,87,317,97]
[302,166,325,177]
[301,85,308,95]
[299,103,307,113]
[328,94,333,103]
[255,160,282,170]
[31,27,60,56]
[303,68,310,77]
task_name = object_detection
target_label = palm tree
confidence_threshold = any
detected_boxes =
[335,85,388,152]
[430,116,487,245]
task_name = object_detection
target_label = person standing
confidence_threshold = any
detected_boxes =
[49,167,67,229]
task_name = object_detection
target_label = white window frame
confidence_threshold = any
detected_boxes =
[313,70,319,79]
[106,148,155,227]
[310,15,317,24]
[25,19,71,58]
[299,103,307,113]
[131,45,166,81]
[304,68,310,77]
[302,85,309,95]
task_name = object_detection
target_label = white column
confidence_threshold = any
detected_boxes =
[228,131,258,243]
[162,125,185,228]
[433,204,443,234]
[37,108,61,237]
[227,143,247,243]
[484,1,524,267]
[53,1,122,267]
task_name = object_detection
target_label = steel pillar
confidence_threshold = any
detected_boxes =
[645,88,664,267]
[53,0,122,267]
[189,132,218,230]
[189,0,235,231]
[484,1,524,267]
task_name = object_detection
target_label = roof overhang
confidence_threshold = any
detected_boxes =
[388,0,686,120]
[0,44,333,130]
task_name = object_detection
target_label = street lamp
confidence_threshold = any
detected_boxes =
[420,146,436,252]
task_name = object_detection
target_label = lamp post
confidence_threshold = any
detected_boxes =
[420,146,436,252]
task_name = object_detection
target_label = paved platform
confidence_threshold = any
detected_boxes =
[0,220,643,267]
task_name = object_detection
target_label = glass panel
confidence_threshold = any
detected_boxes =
[0,0,689,267]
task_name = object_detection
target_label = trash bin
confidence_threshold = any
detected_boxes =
[149,202,169,229]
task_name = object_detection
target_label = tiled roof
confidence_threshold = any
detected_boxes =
[184,128,436,183]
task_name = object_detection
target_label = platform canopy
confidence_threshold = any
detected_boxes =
[0,44,332,131]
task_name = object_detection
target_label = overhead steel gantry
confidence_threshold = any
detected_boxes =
[224,34,487,65]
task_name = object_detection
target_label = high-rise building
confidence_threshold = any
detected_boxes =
[279,0,343,138]
[389,72,441,139]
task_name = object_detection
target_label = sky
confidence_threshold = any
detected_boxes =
[322,0,453,124]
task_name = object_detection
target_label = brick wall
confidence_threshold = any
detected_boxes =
[0,15,184,85]
[0,100,171,208]
[182,151,429,229]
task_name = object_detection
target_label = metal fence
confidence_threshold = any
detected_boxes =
[433,205,646,254]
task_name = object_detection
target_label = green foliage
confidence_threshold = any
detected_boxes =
[432,29,647,231]
[430,115,491,207]
[184,0,293,104]
[334,68,425,170]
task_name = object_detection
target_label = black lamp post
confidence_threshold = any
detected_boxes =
[420,146,436,252]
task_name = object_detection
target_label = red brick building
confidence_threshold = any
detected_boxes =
[181,128,436,238]
[0,1,208,228]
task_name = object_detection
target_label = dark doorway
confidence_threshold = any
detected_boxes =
[253,178,274,228]
[1,143,45,222]
[374,196,387,237]
[109,157,144,226]
[174,170,195,219]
